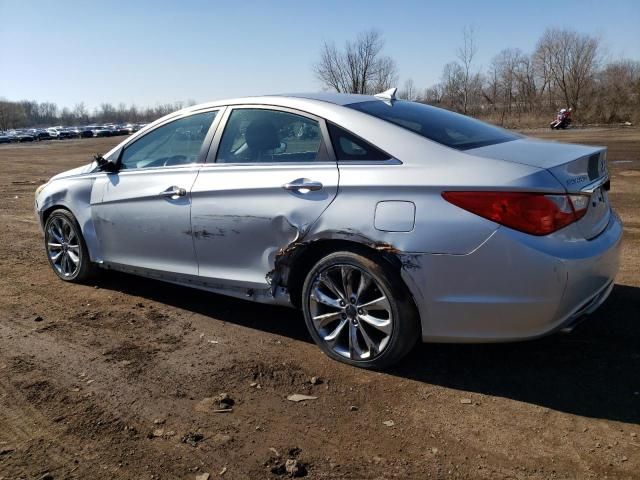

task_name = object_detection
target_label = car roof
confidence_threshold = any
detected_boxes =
[107,91,490,168]
[277,92,378,105]
[106,92,454,165]
[182,92,378,113]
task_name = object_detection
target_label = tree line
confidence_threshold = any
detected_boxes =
[2,27,638,131]
[0,99,196,131]
[315,28,640,126]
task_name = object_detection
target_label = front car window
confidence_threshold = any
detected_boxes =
[347,100,519,150]
[120,111,216,169]
[216,109,325,163]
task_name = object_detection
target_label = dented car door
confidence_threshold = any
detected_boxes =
[190,106,338,289]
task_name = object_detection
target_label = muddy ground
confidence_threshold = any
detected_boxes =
[0,127,638,480]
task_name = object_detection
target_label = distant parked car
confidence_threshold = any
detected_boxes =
[0,133,11,144]
[65,127,82,138]
[13,130,35,142]
[114,125,130,135]
[46,127,73,139]
[57,129,73,140]
[46,128,60,139]
[34,129,52,141]
[92,126,112,137]
[80,127,95,138]
[123,123,141,134]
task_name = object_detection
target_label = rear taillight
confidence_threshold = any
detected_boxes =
[442,191,589,236]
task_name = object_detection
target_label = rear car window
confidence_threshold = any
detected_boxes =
[347,100,519,150]
[327,123,391,161]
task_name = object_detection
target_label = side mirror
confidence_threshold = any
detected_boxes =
[95,154,119,173]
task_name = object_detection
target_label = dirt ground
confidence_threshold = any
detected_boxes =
[1,127,639,480]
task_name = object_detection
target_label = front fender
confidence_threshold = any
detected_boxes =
[36,175,103,263]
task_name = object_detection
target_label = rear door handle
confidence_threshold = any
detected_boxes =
[160,186,187,198]
[282,179,323,193]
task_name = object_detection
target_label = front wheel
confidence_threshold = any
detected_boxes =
[301,250,420,369]
[44,209,97,282]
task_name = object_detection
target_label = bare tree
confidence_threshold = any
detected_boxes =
[314,30,398,94]
[456,26,481,114]
[399,78,417,101]
[39,102,58,125]
[533,42,554,109]
[0,99,26,130]
[60,107,74,125]
[487,48,522,123]
[423,84,444,105]
[440,62,465,111]
[512,53,538,112]
[73,102,88,123]
[592,59,640,122]
[534,28,600,112]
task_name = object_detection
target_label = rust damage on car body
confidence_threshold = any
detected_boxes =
[180,213,419,304]
[266,228,418,300]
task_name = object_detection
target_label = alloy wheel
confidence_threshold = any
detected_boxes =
[46,216,81,278]
[308,264,393,360]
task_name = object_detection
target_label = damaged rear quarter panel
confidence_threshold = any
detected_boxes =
[271,156,556,303]
[303,163,500,256]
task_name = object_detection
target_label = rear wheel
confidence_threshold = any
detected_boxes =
[301,250,420,369]
[44,209,97,282]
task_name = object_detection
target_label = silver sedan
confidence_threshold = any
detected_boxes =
[35,90,622,369]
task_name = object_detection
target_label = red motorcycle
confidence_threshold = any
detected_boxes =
[550,108,572,129]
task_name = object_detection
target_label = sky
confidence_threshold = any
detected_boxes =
[1,0,639,111]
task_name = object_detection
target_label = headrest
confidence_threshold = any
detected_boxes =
[245,120,280,152]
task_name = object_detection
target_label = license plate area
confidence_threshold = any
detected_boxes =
[577,187,610,239]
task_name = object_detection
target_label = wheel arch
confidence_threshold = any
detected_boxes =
[284,238,406,309]
[41,203,72,226]
[40,201,102,263]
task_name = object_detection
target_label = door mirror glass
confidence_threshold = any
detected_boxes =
[95,153,119,172]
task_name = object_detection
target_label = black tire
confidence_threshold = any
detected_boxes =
[301,250,420,369]
[44,209,98,283]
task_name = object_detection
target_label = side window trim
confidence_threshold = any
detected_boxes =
[205,105,336,165]
[115,108,223,171]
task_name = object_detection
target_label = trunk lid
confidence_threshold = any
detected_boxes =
[467,138,610,239]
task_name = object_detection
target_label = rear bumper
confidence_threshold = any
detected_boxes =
[557,280,614,333]
[402,211,623,343]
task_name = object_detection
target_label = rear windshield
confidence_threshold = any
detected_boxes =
[347,100,519,150]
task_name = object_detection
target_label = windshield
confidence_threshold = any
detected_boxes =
[347,100,519,150]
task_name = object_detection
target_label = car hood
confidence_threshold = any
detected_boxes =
[49,161,97,181]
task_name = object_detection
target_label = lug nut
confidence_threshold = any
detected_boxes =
[350,298,356,304]
[358,308,363,314]
[339,300,345,306]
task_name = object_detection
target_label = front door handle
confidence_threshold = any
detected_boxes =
[160,186,187,199]
[282,178,323,193]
